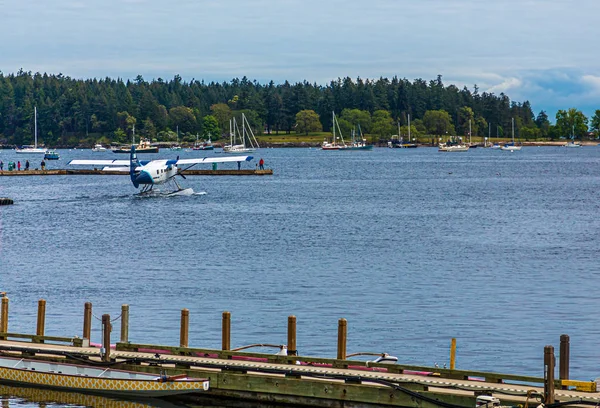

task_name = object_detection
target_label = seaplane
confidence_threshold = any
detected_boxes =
[68,145,253,196]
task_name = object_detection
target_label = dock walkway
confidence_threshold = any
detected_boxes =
[0,339,596,408]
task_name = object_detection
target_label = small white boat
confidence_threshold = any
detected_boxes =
[0,356,209,398]
[92,144,107,152]
[564,126,581,147]
[438,143,469,152]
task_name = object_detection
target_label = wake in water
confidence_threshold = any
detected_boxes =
[134,189,207,199]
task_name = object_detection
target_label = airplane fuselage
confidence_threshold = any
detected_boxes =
[133,160,179,185]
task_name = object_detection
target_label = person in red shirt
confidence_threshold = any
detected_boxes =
[259,158,264,170]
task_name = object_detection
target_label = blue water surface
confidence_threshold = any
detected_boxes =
[1,146,599,386]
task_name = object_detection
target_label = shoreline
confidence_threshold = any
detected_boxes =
[0,141,597,150]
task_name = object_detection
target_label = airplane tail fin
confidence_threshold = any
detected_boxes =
[130,145,140,188]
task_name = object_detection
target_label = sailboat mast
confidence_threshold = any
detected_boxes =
[469,119,472,144]
[132,124,135,145]
[332,111,335,146]
[242,113,246,147]
[512,118,515,143]
[408,114,411,142]
[34,106,37,148]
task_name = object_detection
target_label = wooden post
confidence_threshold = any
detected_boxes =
[544,345,555,404]
[337,318,347,360]
[36,299,46,338]
[0,296,8,339]
[450,338,457,370]
[222,311,231,351]
[120,304,129,343]
[288,315,297,356]
[102,314,111,362]
[83,302,92,340]
[559,334,570,388]
[180,309,189,348]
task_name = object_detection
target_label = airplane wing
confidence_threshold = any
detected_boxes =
[176,156,253,165]
[68,159,130,166]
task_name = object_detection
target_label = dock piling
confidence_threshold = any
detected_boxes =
[222,311,231,351]
[559,334,570,388]
[120,304,129,343]
[337,318,347,360]
[450,338,456,370]
[180,309,189,348]
[102,314,112,362]
[544,345,555,404]
[36,299,46,339]
[288,315,297,356]
[0,296,8,338]
[83,302,92,341]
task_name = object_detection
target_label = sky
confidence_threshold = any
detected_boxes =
[1,0,599,122]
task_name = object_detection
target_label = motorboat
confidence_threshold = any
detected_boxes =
[92,144,107,152]
[0,356,209,398]
[438,142,469,152]
[113,125,159,153]
[44,150,60,160]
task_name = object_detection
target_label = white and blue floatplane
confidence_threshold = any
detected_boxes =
[69,145,253,196]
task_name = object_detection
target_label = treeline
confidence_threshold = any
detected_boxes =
[0,69,597,147]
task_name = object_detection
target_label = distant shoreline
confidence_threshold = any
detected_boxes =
[0,141,597,150]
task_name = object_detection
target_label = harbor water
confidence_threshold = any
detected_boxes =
[1,146,600,406]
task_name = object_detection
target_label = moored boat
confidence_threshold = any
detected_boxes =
[501,118,521,151]
[92,144,107,152]
[113,139,158,153]
[0,356,209,398]
[438,143,470,152]
[223,113,259,153]
[44,150,60,160]
[16,107,47,154]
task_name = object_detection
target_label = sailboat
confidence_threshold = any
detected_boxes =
[170,126,182,150]
[467,119,477,148]
[223,113,259,153]
[321,112,349,150]
[396,115,417,148]
[16,107,47,154]
[564,125,581,148]
[501,118,521,151]
[348,124,373,150]
[490,125,502,149]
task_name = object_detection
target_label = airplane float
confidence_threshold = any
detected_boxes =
[68,145,253,196]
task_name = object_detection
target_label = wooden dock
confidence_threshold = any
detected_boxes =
[0,298,597,407]
[0,169,273,176]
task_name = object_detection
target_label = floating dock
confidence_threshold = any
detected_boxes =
[0,297,596,407]
[0,169,273,176]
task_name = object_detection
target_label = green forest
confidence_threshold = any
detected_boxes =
[0,70,599,147]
